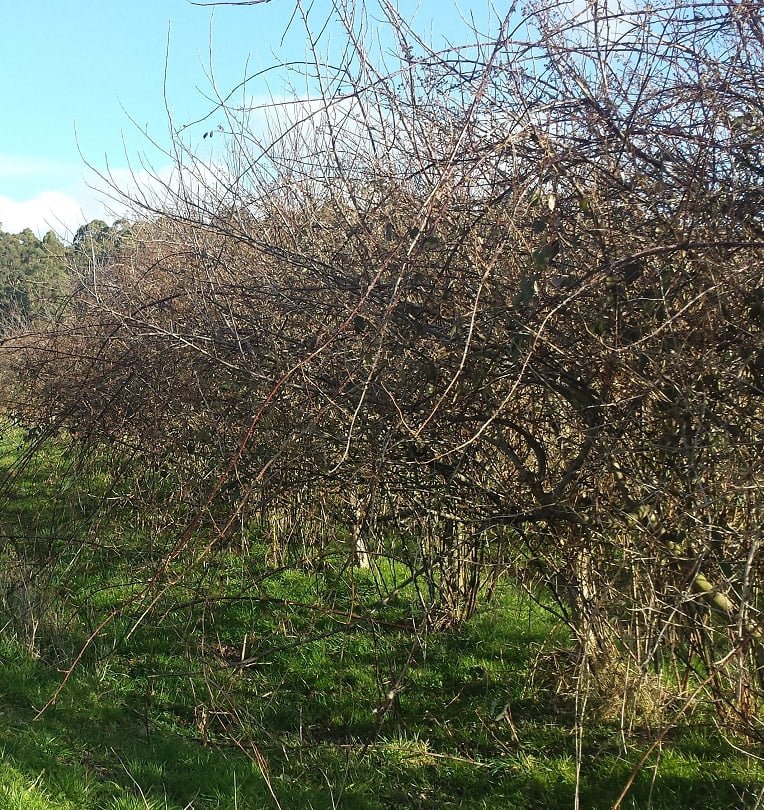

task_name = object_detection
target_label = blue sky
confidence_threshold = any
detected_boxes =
[0,0,499,237]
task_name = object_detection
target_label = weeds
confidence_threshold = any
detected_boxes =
[0,431,761,808]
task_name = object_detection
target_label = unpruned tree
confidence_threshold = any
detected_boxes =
[5,0,764,746]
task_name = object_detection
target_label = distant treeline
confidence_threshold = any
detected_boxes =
[0,219,129,326]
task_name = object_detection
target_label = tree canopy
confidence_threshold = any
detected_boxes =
[0,227,69,324]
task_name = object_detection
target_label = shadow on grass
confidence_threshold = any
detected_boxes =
[1,582,761,810]
[0,432,759,808]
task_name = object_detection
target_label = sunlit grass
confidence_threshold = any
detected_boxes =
[0,429,762,808]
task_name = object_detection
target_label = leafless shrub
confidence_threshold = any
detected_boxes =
[3,0,763,749]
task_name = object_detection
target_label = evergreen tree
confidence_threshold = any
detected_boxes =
[0,227,71,327]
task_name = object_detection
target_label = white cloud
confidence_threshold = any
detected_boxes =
[0,93,375,237]
[551,0,645,46]
[0,156,233,240]
[0,92,368,238]
[0,155,175,239]
[95,161,232,218]
[0,149,124,238]
[0,190,98,238]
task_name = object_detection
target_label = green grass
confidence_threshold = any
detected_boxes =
[0,429,762,809]
[1,578,760,810]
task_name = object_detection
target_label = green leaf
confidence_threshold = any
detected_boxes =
[532,239,560,269]
[515,274,537,307]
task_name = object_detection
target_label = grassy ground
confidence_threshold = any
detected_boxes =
[0,430,762,809]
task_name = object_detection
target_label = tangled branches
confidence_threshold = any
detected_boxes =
[4,0,764,742]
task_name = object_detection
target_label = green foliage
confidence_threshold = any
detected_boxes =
[0,228,70,326]
[71,219,131,267]
[0,1,763,806]
[0,218,133,330]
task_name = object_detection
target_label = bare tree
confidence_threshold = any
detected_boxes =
[5,0,763,749]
